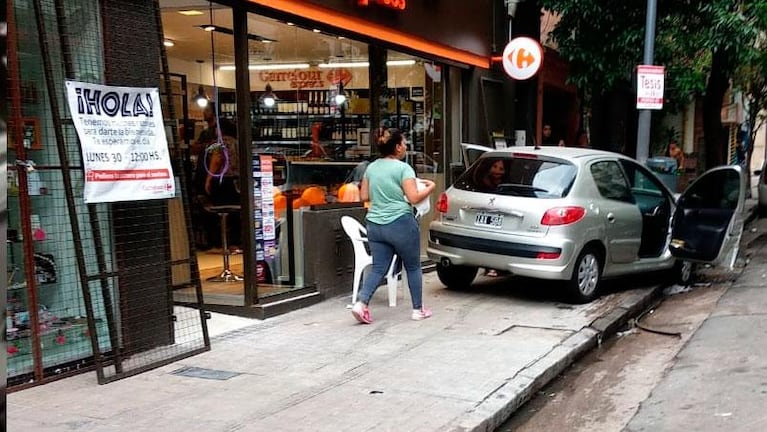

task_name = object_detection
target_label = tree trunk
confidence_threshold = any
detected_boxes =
[702,47,731,171]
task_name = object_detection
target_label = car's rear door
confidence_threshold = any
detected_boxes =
[669,165,746,267]
[589,160,643,263]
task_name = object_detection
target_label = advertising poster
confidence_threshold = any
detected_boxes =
[65,81,175,203]
[253,157,264,261]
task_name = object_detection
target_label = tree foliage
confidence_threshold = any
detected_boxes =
[539,0,765,169]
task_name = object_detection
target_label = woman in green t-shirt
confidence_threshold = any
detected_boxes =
[351,129,435,324]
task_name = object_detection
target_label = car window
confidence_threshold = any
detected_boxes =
[620,160,669,212]
[590,161,634,203]
[453,155,576,198]
[620,160,665,195]
[682,169,740,210]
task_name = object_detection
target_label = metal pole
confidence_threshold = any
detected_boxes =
[636,0,657,163]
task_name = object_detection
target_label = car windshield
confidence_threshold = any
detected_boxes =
[454,155,577,198]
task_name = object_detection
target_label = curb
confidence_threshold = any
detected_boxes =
[451,285,663,432]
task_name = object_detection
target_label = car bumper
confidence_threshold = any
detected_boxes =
[427,227,579,281]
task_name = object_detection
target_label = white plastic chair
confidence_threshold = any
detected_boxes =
[340,215,407,307]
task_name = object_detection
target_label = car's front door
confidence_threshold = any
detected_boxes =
[670,165,746,267]
[620,160,673,258]
[590,160,643,263]
[461,143,493,169]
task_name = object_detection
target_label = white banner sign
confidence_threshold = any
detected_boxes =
[636,65,665,110]
[66,81,175,203]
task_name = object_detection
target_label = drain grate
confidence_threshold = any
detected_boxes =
[171,366,241,381]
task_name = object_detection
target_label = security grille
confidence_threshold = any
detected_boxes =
[6,0,209,387]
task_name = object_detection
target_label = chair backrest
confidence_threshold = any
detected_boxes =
[340,216,371,260]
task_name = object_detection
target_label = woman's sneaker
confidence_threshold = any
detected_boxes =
[351,302,373,324]
[411,307,433,321]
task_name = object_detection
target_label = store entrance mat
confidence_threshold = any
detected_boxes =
[170,366,241,381]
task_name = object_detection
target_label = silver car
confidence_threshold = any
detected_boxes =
[428,146,746,303]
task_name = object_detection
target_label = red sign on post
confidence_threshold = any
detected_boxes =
[636,65,665,110]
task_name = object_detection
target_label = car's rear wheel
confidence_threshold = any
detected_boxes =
[436,262,478,290]
[565,247,602,303]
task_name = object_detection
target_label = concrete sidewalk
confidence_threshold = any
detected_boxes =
[9,201,758,432]
[8,273,659,432]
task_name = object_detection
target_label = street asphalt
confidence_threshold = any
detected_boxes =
[7,200,761,432]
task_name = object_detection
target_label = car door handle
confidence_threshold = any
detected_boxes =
[606,212,616,223]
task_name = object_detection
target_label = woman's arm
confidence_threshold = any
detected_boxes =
[205,149,224,195]
[402,178,435,204]
[360,177,370,202]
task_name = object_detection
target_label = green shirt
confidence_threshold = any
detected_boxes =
[364,158,416,224]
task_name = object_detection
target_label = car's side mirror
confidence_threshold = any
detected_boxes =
[754,169,762,176]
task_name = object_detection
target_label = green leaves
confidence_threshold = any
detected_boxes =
[541,0,766,111]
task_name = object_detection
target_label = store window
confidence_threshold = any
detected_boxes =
[160,2,447,306]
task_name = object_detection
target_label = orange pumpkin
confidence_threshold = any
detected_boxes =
[337,182,360,202]
[301,186,327,205]
[274,193,287,217]
[291,197,309,209]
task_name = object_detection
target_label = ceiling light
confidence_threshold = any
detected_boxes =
[178,10,204,16]
[194,85,208,108]
[219,63,311,71]
[163,39,175,47]
[250,63,309,70]
[260,84,277,108]
[313,29,321,33]
[338,36,345,40]
[387,59,416,66]
[287,22,295,26]
[196,25,276,42]
[317,60,417,68]
[319,61,369,68]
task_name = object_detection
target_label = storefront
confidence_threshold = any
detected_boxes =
[159,0,499,316]
[6,0,501,387]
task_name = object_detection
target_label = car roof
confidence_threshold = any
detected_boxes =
[486,146,624,161]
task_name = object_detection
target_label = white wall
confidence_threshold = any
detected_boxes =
[167,56,235,89]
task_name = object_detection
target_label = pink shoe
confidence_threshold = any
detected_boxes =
[411,307,433,321]
[351,302,373,324]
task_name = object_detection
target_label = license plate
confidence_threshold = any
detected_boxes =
[475,212,503,228]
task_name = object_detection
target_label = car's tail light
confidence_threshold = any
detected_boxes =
[436,192,449,213]
[536,251,561,260]
[541,206,586,226]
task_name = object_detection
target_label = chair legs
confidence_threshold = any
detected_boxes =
[350,256,407,307]
[351,266,365,305]
[207,212,243,283]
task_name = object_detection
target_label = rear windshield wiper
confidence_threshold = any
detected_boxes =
[496,183,550,195]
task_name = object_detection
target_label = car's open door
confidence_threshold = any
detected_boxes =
[669,165,746,268]
[460,143,493,169]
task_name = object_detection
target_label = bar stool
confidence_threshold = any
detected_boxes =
[205,204,243,282]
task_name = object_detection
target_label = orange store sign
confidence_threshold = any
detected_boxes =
[357,0,406,11]
[257,68,354,89]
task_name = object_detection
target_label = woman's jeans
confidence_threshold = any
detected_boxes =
[358,214,423,309]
